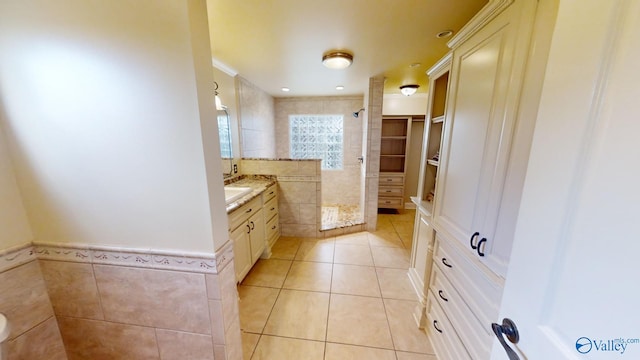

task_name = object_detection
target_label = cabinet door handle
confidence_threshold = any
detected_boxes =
[433,320,443,333]
[245,208,252,214]
[441,258,452,268]
[270,207,275,211]
[477,238,487,257]
[387,178,393,181]
[271,225,276,230]
[385,190,392,192]
[246,224,251,234]
[250,221,255,230]
[469,231,480,250]
[438,290,448,302]
[269,191,274,195]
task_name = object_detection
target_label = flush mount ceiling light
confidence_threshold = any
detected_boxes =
[281,87,290,92]
[322,51,353,70]
[336,85,345,90]
[400,84,420,96]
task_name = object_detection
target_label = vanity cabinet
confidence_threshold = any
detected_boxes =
[262,184,280,256]
[229,196,265,282]
[229,183,280,283]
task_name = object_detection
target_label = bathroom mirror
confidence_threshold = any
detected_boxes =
[217,108,233,176]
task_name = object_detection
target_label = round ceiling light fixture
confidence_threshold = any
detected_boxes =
[336,85,345,90]
[322,51,353,70]
[400,84,420,96]
[436,30,454,39]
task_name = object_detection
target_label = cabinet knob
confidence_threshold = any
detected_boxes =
[441,257,453,268]
[270,207,275,211]
[438,290,449,302]
[433,320,443,333]
[469,232,480,250]
[245,208,252,214]
[271,225,276,230]
[477,238,487,257]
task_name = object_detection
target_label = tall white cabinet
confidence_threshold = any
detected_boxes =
[409,0,543,358]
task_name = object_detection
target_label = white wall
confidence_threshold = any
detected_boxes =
[0,0,227,253]
[0,126,33,250]
[382,94,428,116]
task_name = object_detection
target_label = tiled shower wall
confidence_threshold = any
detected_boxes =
[0,243,242,360]
[363,76,385,231]
[235,76,276,158]
[273,96,364,207]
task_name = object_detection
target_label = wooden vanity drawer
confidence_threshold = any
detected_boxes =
[430,265,492,360]
[228,196,262,231]
[263,184,277,202]
[378,186,403,197]
[379,174,404,185]
[378,197,403,208]
[433,233,502,330]
[265,214,279,241]
[426,291,472,360]
[264,195,278,221]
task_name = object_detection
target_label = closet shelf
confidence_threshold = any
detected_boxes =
[431,115,445,124]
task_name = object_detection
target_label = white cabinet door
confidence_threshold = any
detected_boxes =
[230,223,251,282]
[249,209,265,263]
[434,0,536,277]
[492,0,640,360]
[495,1,640,358]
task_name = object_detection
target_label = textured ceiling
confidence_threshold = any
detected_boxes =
[207,0,487,97]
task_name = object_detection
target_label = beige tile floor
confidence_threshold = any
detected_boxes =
[238,210,438,360]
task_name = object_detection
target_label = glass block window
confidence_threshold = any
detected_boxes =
[290,114,343,170]
[217,113,232,158]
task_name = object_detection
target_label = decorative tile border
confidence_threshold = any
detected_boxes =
[0,243,37,273]
[0,240,232,275]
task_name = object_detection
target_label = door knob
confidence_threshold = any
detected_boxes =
[492,318,520,360]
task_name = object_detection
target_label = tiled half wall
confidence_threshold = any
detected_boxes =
[239,158,366,238]
[0,242,242,360]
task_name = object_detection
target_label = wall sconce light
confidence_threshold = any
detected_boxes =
[400,84,420,96]
[322,51,353,69]
[214,81,225,110]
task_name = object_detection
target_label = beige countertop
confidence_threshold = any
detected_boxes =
[225,175,277,214]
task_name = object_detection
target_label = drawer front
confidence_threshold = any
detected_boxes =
[379,186,403,197]
[263,184,277,202]
[379,174,404,185]
[433,233,502,329]
[426,292,472,360]
[265,214,279,241]
[228,196,262,231]
[264,196,278,221]
[378,197,403,208]
[430,265,492,360]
